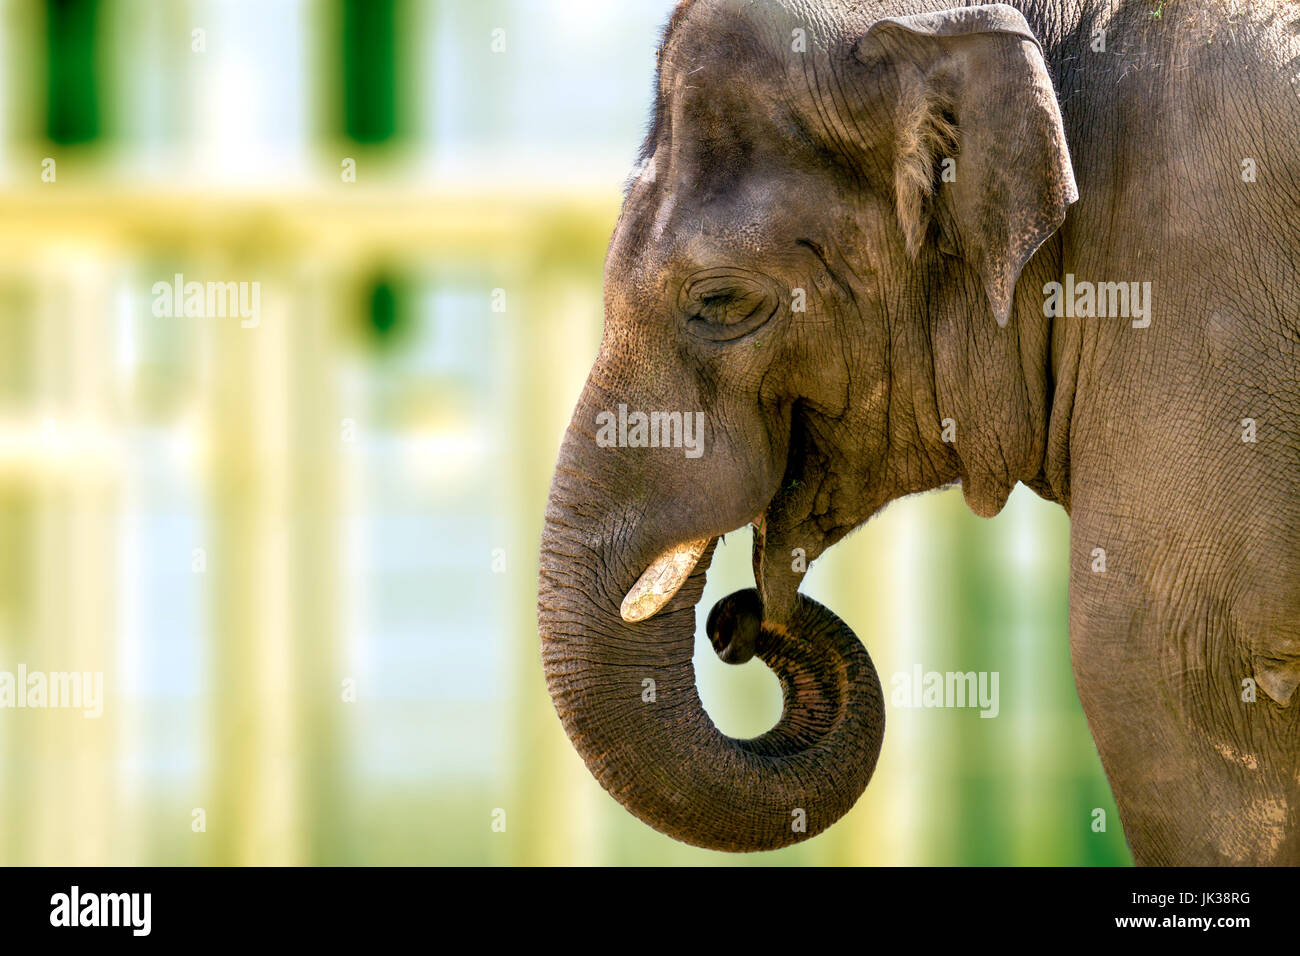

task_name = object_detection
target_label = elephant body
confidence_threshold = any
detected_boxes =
[538,0,1300,864]
[1035,0,1300,865]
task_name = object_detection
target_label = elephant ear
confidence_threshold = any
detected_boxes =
[855,3,1078,326]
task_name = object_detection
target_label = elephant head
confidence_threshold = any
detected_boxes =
[537,0,1077,851]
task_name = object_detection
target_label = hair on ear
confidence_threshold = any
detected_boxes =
[860,5,1077,326]
[894,85,959,259]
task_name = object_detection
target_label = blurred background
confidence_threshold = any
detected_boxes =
[0,0,1127,865]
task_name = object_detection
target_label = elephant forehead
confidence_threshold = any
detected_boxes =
[656,0,800,80]
[609,187,780,288]
[647,3,832,162]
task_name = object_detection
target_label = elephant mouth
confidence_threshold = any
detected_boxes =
[620,513,767,623]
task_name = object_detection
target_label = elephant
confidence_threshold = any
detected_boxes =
[536,0,1300,864]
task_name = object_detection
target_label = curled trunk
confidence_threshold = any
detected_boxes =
[538,469,885,851]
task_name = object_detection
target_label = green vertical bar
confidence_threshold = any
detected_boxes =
[342,0,397,143]
[367,276,401,341]
[943,497,999,863]
[45,0,100,144]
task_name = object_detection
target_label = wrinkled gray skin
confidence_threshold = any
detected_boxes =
[537,0,1300,863]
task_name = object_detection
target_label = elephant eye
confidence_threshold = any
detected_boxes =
[695,287,763,324]
[680,270,779,341]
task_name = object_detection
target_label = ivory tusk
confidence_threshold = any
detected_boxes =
[620,537,711,623]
